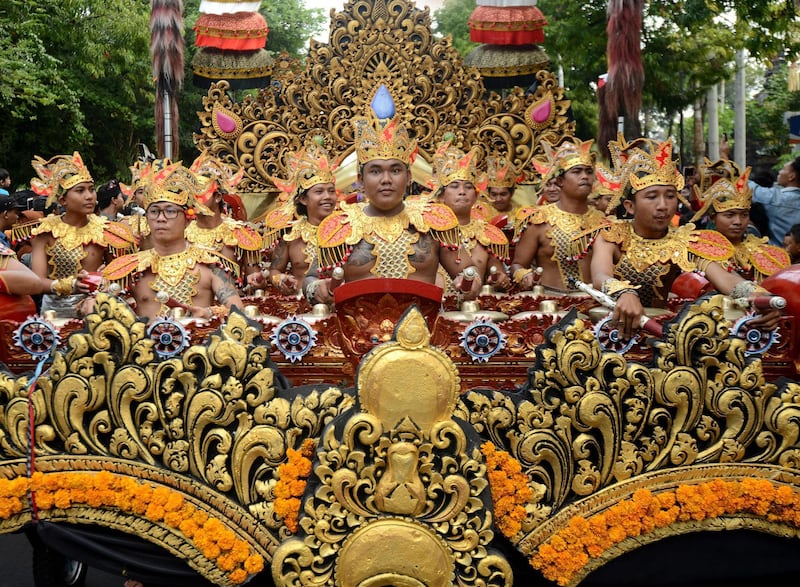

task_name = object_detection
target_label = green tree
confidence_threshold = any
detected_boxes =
[0,0,153,187]
[432,0,800,160]
[261,1,326,56]
[433,0,477,57]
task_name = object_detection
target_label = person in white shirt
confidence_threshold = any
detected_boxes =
[749,157,800,246]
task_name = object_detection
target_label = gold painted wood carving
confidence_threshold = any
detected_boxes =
[194,0,574,197]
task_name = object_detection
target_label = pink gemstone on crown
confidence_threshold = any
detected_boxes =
[531,99,552,124]
[215,109,238,134]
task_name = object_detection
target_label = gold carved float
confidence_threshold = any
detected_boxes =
[0,293,799,586]
[194,0,574,215]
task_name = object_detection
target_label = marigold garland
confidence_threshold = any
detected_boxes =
[532,478,800,586]
[273,438,316,533]
[481,442,534,538]
[0,471,264,585]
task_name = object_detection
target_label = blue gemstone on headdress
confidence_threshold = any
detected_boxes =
[371,85,396,119]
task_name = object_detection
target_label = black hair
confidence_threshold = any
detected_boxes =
[791,157,800,178]
[294,187,309,217]
[96,179,122,210]
[0,169,8,182]
[788,222,800,243]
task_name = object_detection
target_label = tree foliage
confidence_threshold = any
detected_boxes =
[432,0,800,160]
[0,0,152,187]
[433,0,477,56]
[261,0,326,57]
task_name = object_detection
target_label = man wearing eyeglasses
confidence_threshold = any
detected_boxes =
[103,161,242,321]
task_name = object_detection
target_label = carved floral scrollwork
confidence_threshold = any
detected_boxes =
[193,0,574,196]
[457,296,800,562]
[0,294,356,578]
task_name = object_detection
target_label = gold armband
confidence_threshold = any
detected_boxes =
[601,278,640,298]
[51,277,75,297]
[513,268,533,284]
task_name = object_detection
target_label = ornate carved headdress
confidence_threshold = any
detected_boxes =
[269,140,338,197]
[352,112,418,167]
[120,160,152,202]
[531,137,595,191]
[485,155,523,189]
[142,160,213,215]
[190,151,245,195]
[429,138,486,193]
[691,158,751,221]
[30,152,94,206]
[548,137,595,174]
[603,135,685,208]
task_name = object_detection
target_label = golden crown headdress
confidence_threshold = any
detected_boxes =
[270,140,338,198]
[189,151,245,196]
[594,162,624,208]
[352,113,418,167]
[605,135,685,204]
[691,158,751,222]
[547,137,596,175]
[30,152,94,206]
[428,138,487,193]
[120,160,152,202]
[486,155,524,189]
[142,160,213,215]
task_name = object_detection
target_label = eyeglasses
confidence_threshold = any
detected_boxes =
[146,207,183,220]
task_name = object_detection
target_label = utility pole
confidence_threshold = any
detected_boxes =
[707,84,719,160]
[734,49,747,167]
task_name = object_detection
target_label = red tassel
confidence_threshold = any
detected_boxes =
[606,0,643,125]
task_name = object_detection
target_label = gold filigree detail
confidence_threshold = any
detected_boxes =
[194,0,574,195]
[457,295,800,574]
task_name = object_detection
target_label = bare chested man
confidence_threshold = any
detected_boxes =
[306,112,481,304]
[509,138,608,292]
[104,161,241,321]
[250,142,338,295]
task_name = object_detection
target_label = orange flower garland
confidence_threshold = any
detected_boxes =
[481,442,534,538]
[273,438,316,533]
[0,471,264,585]
[532,478,800,586]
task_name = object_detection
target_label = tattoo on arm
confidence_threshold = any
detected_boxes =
[211,265,239,304]
[270,240,289,272]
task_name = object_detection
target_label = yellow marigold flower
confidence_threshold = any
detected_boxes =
[244,554,264,573]
[217,554,237,572]
[229,568,247,584]
[217,529,237,551]
[201,543,221,561]
[53,489,72,509]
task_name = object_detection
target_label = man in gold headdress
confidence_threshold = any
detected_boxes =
[509,137,608,292]
[430,139,510,290]
[103,161,242,321]
[482,154,525,251]
[690,159,790,283]
[28,152,137,319]
[187,152,262,283]
[251,140,339,296]
[591,136,780,339]
[306,112,482,304]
